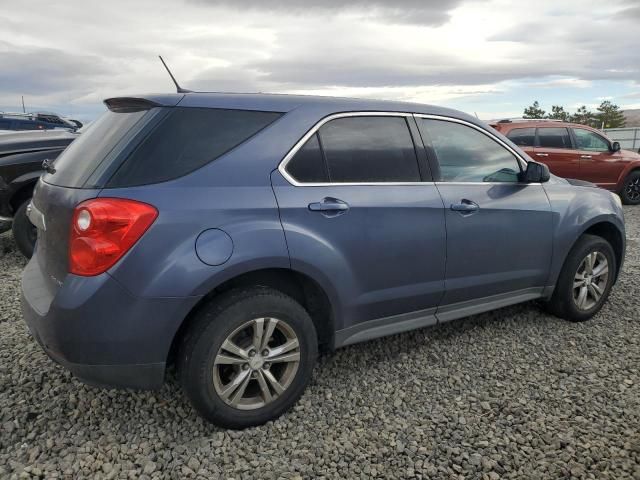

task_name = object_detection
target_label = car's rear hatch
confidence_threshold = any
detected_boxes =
[31,98,169,289]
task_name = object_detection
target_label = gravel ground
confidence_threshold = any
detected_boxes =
[1,208,639,480]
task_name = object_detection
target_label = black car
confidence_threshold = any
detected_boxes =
[0,130,77,257]
[0,112,82,131]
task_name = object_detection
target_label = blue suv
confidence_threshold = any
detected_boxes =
[21,93,625,428]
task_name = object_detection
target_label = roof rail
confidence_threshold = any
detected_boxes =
[491,117,564,124]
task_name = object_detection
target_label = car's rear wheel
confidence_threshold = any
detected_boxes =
[620,171,640,205]
[178,287,317,428]
[12,199,37,258]
[544,234,616,322]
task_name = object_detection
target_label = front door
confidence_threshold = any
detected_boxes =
[272,114,447,331]
[533,126,579,180]
[572,127,625,189]
[416,116,553,306]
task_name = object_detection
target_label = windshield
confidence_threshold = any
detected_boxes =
[43,109,149,187]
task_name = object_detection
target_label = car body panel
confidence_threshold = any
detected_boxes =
[21,93,626,390]
[435,182,553,304]
[532,145,580,180]
[0,130,76,227]
[271,170,447,332]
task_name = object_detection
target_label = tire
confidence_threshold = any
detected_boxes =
[12,199,37,259]
[178,287,318,429]
[545,234,616,322]
[620,170,640,205]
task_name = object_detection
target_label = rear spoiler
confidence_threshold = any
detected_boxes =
[103,97,161,113]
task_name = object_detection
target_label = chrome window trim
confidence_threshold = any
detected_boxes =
[278,111,422,187]
[277,111,531,187]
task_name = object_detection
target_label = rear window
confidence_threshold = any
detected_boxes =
[107,108,282,187]
[45,107,282,188]
[43,109,148,187]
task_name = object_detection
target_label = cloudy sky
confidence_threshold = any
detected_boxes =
[1,0,639,122]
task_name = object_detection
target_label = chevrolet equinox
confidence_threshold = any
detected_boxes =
[21,93,626,428]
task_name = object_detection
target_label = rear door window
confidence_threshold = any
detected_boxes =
[285,133,328,183]
[506,127,535,147]
[537,127,572,149]
[317,116,420,183]
[108,108,282,187]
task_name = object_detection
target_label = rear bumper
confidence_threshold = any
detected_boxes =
[21,256,201,390]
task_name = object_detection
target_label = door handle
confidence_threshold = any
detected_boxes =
[308,198,349,216]
[450,199,479,214]
[580,155,592,159]
[535,153,549,157]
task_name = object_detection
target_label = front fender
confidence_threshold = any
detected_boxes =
[615,160,640,191]
[544,183,625,288]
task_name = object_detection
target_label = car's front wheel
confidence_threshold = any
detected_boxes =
[178,287,318,428]
[545,234,616,322]
[620,171,640,205]
[12,199,37,258]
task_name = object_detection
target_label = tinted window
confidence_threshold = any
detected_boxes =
[285,133,328,183]
[507,127,535,147]
[538,127,571,149]
[43,109,148,187]
[318,116,420,183]
[419,119,521,183]
[573,128,610,152]
[108,108,282,187]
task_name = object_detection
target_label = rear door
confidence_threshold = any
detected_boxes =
[571,127,623,188]
[272,113,447,331]
[533,127,579,179]
[416,116,553,307]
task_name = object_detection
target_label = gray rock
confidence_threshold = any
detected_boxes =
[2,206,640,479]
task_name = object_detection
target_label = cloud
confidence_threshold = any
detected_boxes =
[0,41,109,95]
[0,0,638,121]
[187,0,471,25]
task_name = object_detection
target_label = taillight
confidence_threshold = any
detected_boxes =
[69,198,158,276]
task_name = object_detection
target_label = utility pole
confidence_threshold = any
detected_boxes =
[21,96,25,113]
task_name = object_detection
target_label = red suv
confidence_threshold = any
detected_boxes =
[492,120,640,204]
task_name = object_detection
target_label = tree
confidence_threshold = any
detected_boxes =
[596,101,626,129]
[547,105,569,121]
[523,101,546,119]
[570,105,595,126]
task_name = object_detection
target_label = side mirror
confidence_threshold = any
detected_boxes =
[611,141,621,152]
[522,161,550,183]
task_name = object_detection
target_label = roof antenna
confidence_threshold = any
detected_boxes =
[158,55,192,93]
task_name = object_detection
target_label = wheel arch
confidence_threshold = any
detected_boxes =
[167,267,337,367]
[615,163,640,192]
[580,221,624,281]
[9,177,38,213]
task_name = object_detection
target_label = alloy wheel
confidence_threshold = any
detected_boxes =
[212,317,301,410]
[625,177,640,201]
[573,251,609,311]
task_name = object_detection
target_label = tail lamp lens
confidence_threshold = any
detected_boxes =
[69,198,158,276]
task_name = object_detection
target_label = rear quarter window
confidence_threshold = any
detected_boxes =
[107,108,282,187]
